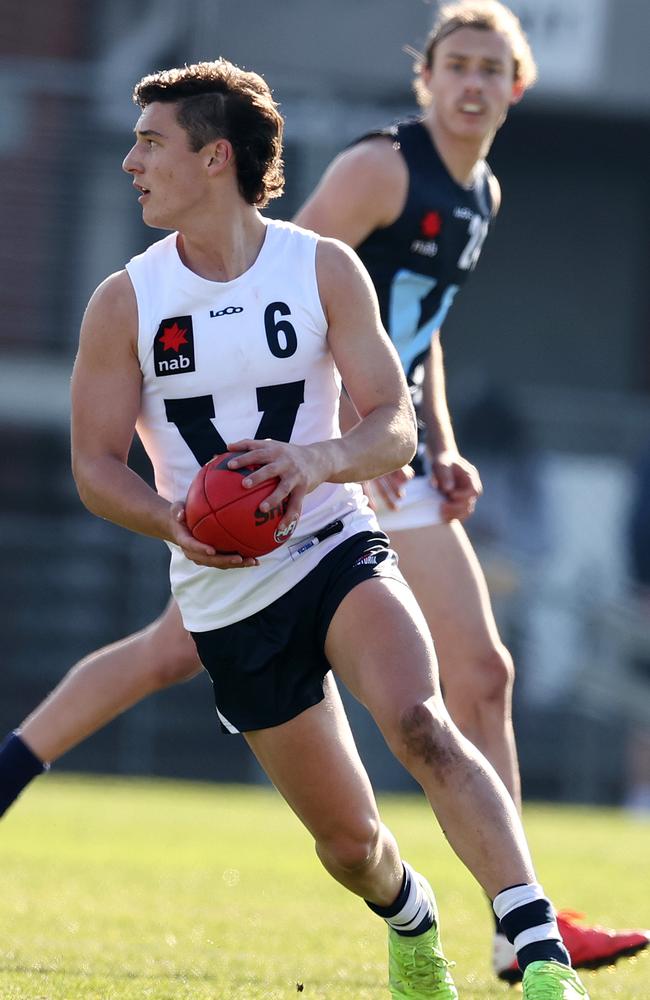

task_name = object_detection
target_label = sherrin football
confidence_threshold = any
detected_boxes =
[184,452,295,558]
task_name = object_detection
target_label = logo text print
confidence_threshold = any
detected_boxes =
[154,315,196,377]
[210,306,243,318]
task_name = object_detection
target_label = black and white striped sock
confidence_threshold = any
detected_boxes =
[493,883,570,972]
[366,862,435,937]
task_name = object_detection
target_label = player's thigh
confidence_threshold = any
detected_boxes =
[142,597,203,682]
[324,575,444,736]
[391,519,504,675]
[245,673,381,844]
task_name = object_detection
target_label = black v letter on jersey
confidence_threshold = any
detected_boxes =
[165,380,306,467]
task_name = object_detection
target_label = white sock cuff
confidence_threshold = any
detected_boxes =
[388,863,433,933]
[493,882,546,922]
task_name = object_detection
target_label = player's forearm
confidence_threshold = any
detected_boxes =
[73,454,173,542]
[423,336,457,455]
[312,401,416,485]
[426,405,457,455]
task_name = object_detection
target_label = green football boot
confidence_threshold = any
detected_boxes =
[387,877,458,999]
[522,961,590,999]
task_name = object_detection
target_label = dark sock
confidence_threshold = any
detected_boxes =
[0,732,48,817]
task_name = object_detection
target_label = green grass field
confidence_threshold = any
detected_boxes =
[0,775,647,999]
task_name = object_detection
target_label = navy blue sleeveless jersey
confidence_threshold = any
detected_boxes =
[354,119,495,471]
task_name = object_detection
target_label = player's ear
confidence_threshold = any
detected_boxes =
[420,65,433,98]
[509,78,526,106]
[206,138,233,174]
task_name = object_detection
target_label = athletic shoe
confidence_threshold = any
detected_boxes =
[387,876,458,999]
[522,961,590,998]
[493,909,650,982]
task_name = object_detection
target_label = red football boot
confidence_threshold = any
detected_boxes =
[493,910,650,983]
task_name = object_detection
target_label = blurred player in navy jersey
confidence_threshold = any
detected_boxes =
[294,3,648,975]
[0,2,647,986]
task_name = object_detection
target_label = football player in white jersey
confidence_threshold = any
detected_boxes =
[1,56,592,999]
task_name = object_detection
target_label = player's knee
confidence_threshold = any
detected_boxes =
[317,814,381,874]
[143,627,202,689]
[445,645,514,733]
[153,648,201,688]
[472,643,514,707]
[152,656,200,688]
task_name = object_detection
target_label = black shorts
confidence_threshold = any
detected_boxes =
[191,531,405,734]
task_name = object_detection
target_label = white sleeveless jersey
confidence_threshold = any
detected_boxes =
[126,219,377,631]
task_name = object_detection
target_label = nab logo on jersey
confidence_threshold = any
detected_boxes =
[420,211,442,238]
[154,316,196,377]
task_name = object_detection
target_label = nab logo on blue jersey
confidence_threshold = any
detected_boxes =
[153,315,196,377]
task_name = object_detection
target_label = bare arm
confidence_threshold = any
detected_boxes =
[71,272,257,568]
[297,140,494,525]
[421,331,482,520]
[318,238,417,479]
[293,141,414,511]
[294,138,407,248]
[228,238,416,524]
[71,272,172,539]
[422,331,457,458]
[420,172,502,518]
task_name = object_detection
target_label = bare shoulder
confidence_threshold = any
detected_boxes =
[324,136,406,210]
[315,236,373,290]
[81,269,138,347]
[337,135,407,182]
[295,134,408,240]
[314,237,378,319]
[85,269,136,320]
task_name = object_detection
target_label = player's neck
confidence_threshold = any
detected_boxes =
[176,205,266,283]
[423,115,492,189]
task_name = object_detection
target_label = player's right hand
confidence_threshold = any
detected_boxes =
[169,502,259,569]
[431,450,482,523]
[225,437,311,537]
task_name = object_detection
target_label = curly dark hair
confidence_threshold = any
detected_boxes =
[133,59,284,207]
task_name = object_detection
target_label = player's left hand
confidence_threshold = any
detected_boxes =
[431,449,482,523]
[226,438,319,536]
[363,465,415,511]
[169,501,260,569]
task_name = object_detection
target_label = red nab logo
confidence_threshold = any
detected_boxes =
[420,211,442,238]
[153,316,196,377]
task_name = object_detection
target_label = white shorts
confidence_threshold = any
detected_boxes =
[374,474,444,533]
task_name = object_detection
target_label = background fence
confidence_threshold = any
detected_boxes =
[1,0,649,806]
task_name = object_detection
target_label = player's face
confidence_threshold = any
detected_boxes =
[423,27,523,141]
[122,102,210,230]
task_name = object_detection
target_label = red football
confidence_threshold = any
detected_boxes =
[184,452,293,558]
